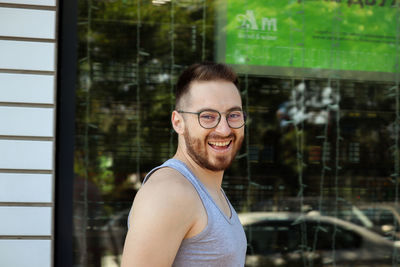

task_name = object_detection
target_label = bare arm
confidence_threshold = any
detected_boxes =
[121,169,198,267]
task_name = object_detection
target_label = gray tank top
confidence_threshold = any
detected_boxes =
[143,159,247,267]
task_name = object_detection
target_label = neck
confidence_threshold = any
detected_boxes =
[173,148,224,192]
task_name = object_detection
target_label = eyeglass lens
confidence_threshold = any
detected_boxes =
[199,110,244,128]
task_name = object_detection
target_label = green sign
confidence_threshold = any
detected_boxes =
[219,0,399,78]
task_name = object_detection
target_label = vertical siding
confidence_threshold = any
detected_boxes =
[0,1,57,267]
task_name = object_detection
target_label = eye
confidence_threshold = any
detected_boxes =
[200,112,218,121]
[229,111,243,119]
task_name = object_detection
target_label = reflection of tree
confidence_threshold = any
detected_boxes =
[75,0,216,204]
[74,2,400,265]
[74,2,218,264]
[74,0,222,266]
[277,82,339,128]
[73,175,103,267]
[240,76,398,210]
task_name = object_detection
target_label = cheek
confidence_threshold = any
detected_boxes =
[185,118,203,132]
[185,127,209,146]
[186,124,211,140]
[234,128,245,139]
[184,121,199,137]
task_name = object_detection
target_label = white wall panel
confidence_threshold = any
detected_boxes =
[0,40,55,71]
[0,173,52,202]
[0,140,53,170]
[0,4,57,264]
[0,8,55,39]
[0,106,54,137]
[0,0,55,5]
[0,73,54,104]
[0,240,51,267]
[0,207,51,235]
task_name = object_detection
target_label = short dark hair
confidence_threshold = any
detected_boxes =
[175,62,239,108]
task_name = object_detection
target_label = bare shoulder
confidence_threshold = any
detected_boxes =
[121,167,201,266]
[144,167,194,188]
[136,167,198,206]
[128,166,201,233]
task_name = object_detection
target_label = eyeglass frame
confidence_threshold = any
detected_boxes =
[177,108,246,129]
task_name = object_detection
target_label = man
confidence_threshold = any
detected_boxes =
[121,62,247,266]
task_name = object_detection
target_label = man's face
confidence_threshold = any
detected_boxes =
[181,80,245,172]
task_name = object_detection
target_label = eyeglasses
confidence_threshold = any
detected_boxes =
[177,109,246,129]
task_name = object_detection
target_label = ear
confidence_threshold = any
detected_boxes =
[171,110,185,134]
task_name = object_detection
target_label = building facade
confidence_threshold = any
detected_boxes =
[2,0,400,266]
[0,0,75,266]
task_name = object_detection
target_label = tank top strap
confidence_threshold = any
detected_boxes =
[129,159,209,229]
[143,158,209,198]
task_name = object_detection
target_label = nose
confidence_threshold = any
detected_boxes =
[214,115,232,136]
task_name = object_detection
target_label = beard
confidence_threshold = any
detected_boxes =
[183,128,244,172]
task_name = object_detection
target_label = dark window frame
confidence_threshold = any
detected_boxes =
[54,0,78,266]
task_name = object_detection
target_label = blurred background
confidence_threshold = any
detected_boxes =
[73,0,400,266]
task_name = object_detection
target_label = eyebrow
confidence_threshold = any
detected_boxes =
[227,106,243,112]
[197,106,243,113]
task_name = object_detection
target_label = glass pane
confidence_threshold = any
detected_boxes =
[73,0,400,266]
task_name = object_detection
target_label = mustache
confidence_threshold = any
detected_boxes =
[207,133,235,140]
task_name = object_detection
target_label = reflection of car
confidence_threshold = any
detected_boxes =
[251,197,374,230]
[239,212,400,267]
[359,203,400,240]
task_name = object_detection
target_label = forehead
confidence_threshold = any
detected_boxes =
[186,80,242,110]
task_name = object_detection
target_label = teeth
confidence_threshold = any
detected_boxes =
[209,141,230,147]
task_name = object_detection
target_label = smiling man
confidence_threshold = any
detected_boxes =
[121,62,247,267]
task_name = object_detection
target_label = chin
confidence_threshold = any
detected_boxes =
[184,129,243,172]
[213,157,234,170]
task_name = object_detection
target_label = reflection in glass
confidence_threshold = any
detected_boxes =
[73,0,400,266]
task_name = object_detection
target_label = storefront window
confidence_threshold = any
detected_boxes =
[74,0,400,266]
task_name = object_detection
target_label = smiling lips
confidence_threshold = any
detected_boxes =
[208,140,232,150]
